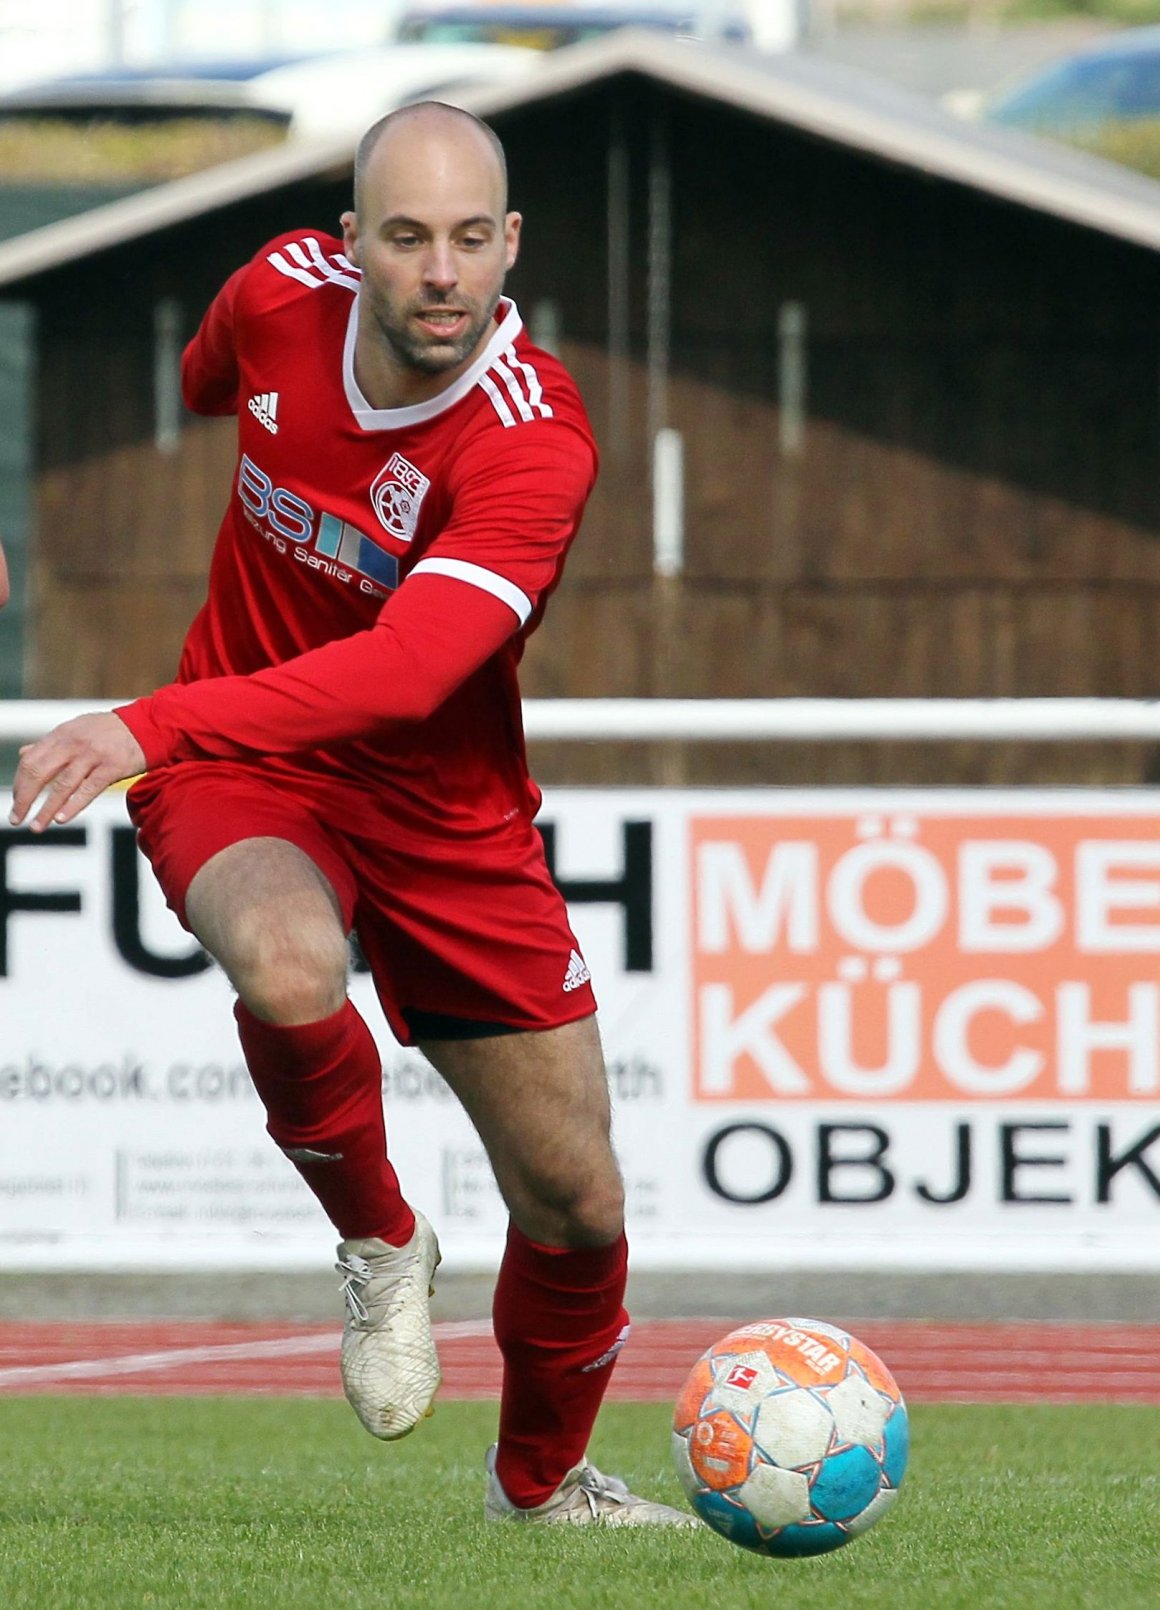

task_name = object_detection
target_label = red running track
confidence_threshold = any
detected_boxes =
[0,1319,1157,1403]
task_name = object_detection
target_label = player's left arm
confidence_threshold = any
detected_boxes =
[9,423,595,826]
[117,420,595,763]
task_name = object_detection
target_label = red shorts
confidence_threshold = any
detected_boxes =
[126,763,597,1045]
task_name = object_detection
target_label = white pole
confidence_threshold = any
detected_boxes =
[7,698,1160,745]
[518,697,1160,742]
[153,297,182,454]
[778,300,807,456]
[652,428,684,578]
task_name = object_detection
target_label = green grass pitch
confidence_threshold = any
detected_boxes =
[0,1398,1155,1609]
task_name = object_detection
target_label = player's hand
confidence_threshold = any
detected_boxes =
[8,713,146,833]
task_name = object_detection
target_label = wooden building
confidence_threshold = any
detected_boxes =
[3,32,1160,785]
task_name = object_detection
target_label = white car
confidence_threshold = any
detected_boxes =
[248,42,544,139]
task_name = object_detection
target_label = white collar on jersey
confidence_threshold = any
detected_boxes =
[343,295,525,430]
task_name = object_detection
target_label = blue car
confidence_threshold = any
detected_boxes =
[986,26,1160,134]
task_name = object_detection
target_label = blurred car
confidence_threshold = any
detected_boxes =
[982,26,1160,136]
[0,57,304,127]
[250,44,543,137]
[394,0,753,50]
[0,43,545,140]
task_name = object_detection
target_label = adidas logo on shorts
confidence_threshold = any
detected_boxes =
[562,948,591,993]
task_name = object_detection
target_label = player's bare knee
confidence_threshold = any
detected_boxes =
[519,1169,624,1248]
[565,1187,625,1248]
[224,917,348,1025]
[240,967,347,1026]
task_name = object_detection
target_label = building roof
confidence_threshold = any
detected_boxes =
[4,28,1160,293]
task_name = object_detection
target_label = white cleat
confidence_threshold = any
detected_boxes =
[484,1444,699,1527]
[336,1209,441,1440]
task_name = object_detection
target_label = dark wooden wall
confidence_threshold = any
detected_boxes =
[501,85,1160,785]
[20,78,1160,785]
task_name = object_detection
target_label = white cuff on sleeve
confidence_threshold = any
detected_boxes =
[408,557,532,625]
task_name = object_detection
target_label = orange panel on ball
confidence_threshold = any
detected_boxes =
[689,1410,753,1490]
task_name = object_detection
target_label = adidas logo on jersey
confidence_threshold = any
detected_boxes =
[248,391,280,434]
[562,949,591,993]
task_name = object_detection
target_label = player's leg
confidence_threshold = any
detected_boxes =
[346,813,690,1516]
[420,1018,693,1525]
[127,766,439,1439]
[184,834,440,1439]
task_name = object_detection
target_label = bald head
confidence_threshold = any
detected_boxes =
[353,102,508,222]
[339,99,522,407]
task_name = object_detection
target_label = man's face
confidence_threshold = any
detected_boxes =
[342,120,521,387]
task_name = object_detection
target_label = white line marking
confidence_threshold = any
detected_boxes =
[0,1319,494,1388]
[0,1334,336,1387]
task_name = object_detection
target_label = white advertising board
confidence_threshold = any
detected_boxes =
[1,788,1158,1271]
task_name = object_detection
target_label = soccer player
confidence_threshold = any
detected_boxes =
[10,102,693,1527]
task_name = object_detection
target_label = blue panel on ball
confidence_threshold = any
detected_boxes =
[767,1520,851,1558]
[882,1404,910,1488]
[809,1444,883,1522]
[692,1488,764,1553]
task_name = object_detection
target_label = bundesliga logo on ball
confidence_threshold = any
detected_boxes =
[671,1318,909,1556]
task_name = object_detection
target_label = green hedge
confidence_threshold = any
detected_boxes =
[0,117,286,184]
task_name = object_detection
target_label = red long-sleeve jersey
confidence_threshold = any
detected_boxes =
[117,230,598,840]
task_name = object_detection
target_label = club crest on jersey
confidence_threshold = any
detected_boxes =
[370,452,430,542]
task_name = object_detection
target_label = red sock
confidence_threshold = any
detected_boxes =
[234,999,414,1245]
[492,1223,630,1508]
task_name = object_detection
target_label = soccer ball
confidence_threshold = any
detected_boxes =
[671,1317,908,1557]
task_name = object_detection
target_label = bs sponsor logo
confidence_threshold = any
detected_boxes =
[237,453,398,596]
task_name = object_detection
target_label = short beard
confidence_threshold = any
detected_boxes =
[369,289,500,376]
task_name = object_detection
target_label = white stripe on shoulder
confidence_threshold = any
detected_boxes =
[478,371,517,428]
[491,357,536,424]
[267,249,323,289]
[301,236,362,291]
[505,347,554,419]
[408,557,532,625]
[267,238,360,293]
